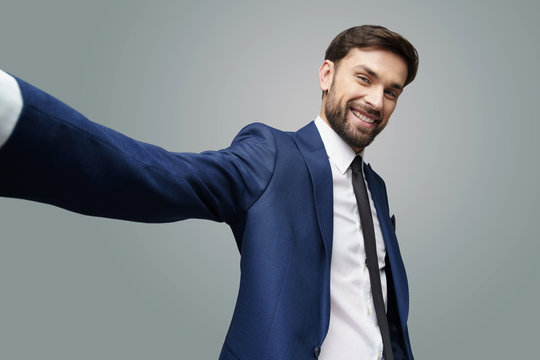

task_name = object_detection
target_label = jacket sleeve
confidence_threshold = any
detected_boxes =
[0,77,276,224]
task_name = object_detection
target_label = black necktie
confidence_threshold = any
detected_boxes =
[351,156,394,360]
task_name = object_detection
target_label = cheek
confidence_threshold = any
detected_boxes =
[383,102,397,119]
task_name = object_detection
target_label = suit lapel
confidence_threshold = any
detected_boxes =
[294,122,334,261]
[364,164,410,328]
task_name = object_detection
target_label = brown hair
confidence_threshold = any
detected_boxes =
[325,25,419,86]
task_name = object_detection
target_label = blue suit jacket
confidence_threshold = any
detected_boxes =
[0,78,413,359]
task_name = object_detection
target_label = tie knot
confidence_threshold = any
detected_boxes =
[351,156,363,173]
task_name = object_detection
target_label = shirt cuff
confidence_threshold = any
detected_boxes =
[0,69,23,148]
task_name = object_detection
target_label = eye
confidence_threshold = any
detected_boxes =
[356,75,370,84]
[384,89,398,99]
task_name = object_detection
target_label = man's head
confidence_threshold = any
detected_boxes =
[319,25,418,152]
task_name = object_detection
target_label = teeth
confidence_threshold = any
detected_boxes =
[352,109,374,123]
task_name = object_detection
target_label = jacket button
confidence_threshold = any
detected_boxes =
[313,345,321,358]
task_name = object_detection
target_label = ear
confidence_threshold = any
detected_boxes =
[319,60,334,93]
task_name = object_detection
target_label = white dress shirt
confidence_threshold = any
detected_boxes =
[0,69,22,148]
[315,116,388,360]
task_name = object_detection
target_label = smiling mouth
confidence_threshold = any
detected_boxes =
[351,108,376,124]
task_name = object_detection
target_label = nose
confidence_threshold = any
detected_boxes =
[364,86,384,111]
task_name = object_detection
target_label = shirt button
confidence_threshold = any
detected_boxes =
[313,345,321,358]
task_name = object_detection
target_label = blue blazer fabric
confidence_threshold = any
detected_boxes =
[0,78,413,360]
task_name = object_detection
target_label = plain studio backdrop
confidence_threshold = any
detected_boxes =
[1,0,538,359]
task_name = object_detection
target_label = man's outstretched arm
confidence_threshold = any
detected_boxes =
[0,71,277,225]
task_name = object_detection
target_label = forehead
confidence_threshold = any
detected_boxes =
[337,47,408,87]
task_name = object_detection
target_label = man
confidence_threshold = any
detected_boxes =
[0,25,418,359]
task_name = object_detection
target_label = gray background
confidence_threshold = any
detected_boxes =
[1,0,538,359]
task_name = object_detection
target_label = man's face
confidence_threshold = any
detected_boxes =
[319,47,408,152]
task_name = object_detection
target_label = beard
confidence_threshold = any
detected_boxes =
[324,86,384,151]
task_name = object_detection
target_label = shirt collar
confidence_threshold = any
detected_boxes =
[314,116,364,175]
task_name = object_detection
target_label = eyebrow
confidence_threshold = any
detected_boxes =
[354,65,404,92]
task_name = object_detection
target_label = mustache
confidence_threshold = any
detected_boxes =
[348,102,382,121]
